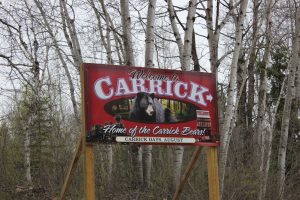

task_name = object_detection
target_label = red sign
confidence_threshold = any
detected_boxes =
[82,64,219,146]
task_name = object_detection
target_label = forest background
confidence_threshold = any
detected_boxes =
[0,0,300,200]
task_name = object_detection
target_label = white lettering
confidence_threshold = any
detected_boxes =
[153,126,179,135]
[181,127,206,135]
[115,78,131,96]
[130,78,146,93]
[93,77,212,107]
[165,80,173,96]
[174,81,188,99]
[102,124,126,134]
[94,77,114,100]
[187,81,209,106]
[149,80,164,95]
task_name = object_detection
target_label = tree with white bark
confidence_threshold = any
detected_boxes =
[166,0,197,190]
[277,5,300,199]
[143,0,157,189]
[218,0,249,197]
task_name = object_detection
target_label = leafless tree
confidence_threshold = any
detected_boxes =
[277,4,300,199]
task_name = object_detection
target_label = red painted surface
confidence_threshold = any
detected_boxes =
[83,63,219,146]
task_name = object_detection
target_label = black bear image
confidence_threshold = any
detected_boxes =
[129,92,175,123]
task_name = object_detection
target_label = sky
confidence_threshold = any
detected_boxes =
[0,0,231,119]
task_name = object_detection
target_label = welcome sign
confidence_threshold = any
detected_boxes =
[82,64,219,146]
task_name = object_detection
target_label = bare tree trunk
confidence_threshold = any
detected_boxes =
[236,51,247,126]
[258,0,273,199]
[172,146,184,190]
[142,145,152,188]
[204,0,240,73]
[59,0,81,71]
[296,6,300,149]
[26,28,41,186]
[219,0,249,198]
[297,57,300,100]
[277,7,300,199]
[89,0,124,64]
[34,0,80,124]
[191,30,200,71]
[205,0,218,73]
[181,0,197,71]
[167,0,183,68]
[247,0,260,128]
[143,0,157,189]
[120,0,134,66]
[129,145,143,188]
[24,125,32,185]
[259,79,286,200]
[120,0,143,188]
[89,0,114,64]
[99,0,113,64]
[170,0,197,191]
[103,144,113,190]
[105,13,125,65]
[24,92,38,186]
[144,0,157,69]
[92,0,115,188]
[60,0,83,71]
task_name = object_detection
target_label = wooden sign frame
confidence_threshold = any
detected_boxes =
[81,63,220,146]
[58,64,220,200]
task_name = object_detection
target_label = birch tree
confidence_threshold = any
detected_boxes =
[277,5,300,199]
[219,0,249,197]
[34,0,80,123]
[201,0,242,73]
[297,50,300,102]
[0,17,32,188]
[167,0,197,190]
[87,0,115,188]
[247,0,260,127]
[59,0,83,72]
[167,0,183,67]
[98,0,114,190]
[257,0,274,199]
[120,0,143,188]
[180,0,197,72]
[121,0,135,66]
[143,0,157,189]
[0,1,49,186]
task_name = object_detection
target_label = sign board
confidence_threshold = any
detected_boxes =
[82,64,219,146]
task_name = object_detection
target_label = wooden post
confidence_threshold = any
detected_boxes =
[207,147,220,200]
[81,64,96,200]
[85,144,96,200]
[59,134,83,200]
[172,147,202,200]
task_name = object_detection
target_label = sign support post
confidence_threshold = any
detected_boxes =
[84,144,96,200]
[172,147,202,200]
[59,134,83,200]
[81,64,96,200]
[207,146,220,200]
